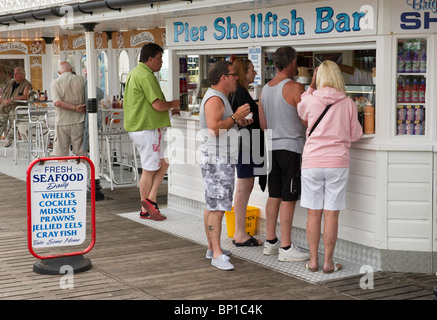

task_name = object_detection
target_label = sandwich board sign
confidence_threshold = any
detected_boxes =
[27,156,96,274]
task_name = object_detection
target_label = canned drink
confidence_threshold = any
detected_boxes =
[405,123,414,135]
[397,106,406,121]
[406,106,414,121]
[397,122,405,135]
[414,106,425,122]
[413,122,424,135]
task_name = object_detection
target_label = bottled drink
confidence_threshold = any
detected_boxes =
[404,79,412,103]
[397,49,404,73]
[411,79,419,103]
[181,76,188,93]
[419,79,426,103]
[182,76,187,93]
[364,102,375,134]
[404,50,412,73]
[419,49,426,73]
[397,80,404,103]
[112,95,117,109]
[179,57,184,74]
[44,90,48,101]
[412,50,419,73]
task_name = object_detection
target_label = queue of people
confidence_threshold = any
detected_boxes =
[199,46,362,271]
[42,42,363,273]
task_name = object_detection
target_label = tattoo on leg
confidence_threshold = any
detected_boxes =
[208,225,214,231]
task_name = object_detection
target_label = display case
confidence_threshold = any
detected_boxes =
[395,38,427,136]
[346,84,375,135]
[179,56,189,111]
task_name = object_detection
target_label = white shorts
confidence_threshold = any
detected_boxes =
[300,168,349,211]
[129,128,167,171]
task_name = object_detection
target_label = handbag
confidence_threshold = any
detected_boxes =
[308,104,332,137]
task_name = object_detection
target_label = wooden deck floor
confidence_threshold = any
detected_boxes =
[0,173,436,302]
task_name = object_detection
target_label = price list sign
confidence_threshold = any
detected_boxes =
[28,161,88,249]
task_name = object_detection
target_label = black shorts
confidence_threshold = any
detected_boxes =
[268,150,301,201]
[236,149,266,178]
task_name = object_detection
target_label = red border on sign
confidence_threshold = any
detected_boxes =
[26,156,96,260]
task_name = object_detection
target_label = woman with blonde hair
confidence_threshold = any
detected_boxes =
[230,58,265,247]
[297,60,362,273]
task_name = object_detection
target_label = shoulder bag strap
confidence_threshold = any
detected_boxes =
[308,104,332,137]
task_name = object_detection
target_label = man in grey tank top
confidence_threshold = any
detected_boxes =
[258,46,310,262]
[199,61,252,270]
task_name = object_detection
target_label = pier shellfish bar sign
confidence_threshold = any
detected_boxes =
[29,161,87,249]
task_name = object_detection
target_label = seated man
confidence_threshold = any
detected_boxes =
[0,67,32,147]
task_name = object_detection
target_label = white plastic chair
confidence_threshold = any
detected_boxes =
[44,107,56,156]
[27,106,47,161]
[13,106,30,164]
[102,111,138,190]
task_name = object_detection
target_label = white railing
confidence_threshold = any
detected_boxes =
[0,0,91,15]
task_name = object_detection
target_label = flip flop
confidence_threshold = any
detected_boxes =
[323,262,343,274]
[232,236,261,247]
[140,211,150,219]
[305,262,318,272]
[139,211,167,221]
[141,198,167,221]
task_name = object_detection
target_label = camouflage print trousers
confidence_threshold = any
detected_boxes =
[199,151,235,212]
[0,110,14,140]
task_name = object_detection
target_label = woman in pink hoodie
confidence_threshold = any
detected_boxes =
[297,60,362,273]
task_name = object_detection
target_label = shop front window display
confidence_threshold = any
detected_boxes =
[346,84,375,135]
[396,38,427,136]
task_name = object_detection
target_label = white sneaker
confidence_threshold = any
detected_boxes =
[211,254,234,270]
[278,243,310,262]
[206,248,231,259]
[263,239,280,255]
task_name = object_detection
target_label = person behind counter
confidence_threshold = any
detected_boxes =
[258,46,310,262]
[297,60,362,273]
[0,67,32,148]
[230,58,264,247]
[124,43,180,221]
[337,63,373,85]
[199,60,252,270]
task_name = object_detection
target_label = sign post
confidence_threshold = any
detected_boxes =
[26,156,96,275]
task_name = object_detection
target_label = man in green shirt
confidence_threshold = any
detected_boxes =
[124,43,179,221]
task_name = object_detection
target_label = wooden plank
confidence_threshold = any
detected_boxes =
[0,172,435,301]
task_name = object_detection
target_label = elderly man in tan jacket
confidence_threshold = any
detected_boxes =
[0,67,32,147]
[50,61,86,157]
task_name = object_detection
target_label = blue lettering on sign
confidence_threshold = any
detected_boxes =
[315,7,365,33]
[401,12,422,28]
[315,7,335,33]
[406,0,437,14]
[239,22,250,39]
[401,12,437,29]
[173,7,370,42]
[32,173,84,183]
[214,18,226,40]
[290,10,305,35]
[173,22,207,42]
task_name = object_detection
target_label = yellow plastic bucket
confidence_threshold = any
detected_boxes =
[224,206,259,238]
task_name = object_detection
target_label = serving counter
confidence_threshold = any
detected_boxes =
[168,106,436,273]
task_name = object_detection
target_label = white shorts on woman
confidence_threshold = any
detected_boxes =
[129,128,167,171]
[300,168,349,211]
